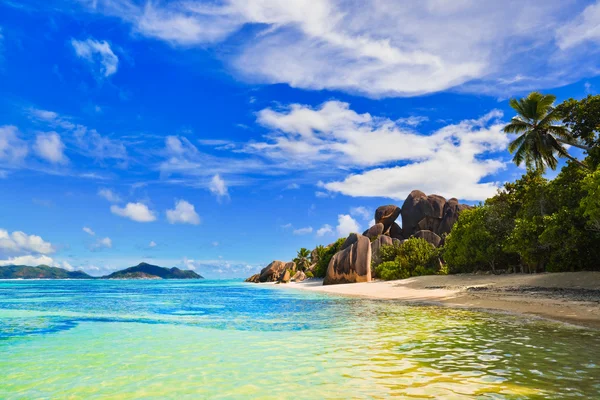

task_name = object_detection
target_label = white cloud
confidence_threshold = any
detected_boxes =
[336,214,360,237]
[148,240,157,248]
[0,255,54,266]
[0,125,28,165]
[0,229,55,255]
[397,116,429,127]
[34,132,68,164]
[110,202,156,222]
[316,224,333,237]
[293,226,313,235]
[281,223,292,229]
[83,227,95,236]
[286,183,300,189]
[166,199,201,225]
[91,237,112,250]
[98,188,122,203]
[350,206,372,221]
[87,0,588,97]
[253,101,509,201]
[71,38,119,77]
[556,2,600,49]
[209,174,229,199]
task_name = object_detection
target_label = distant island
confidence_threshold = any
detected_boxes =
[0,262,203,280]
[102,262,203,280]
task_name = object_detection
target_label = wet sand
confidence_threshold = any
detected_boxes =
[276,272,600,329]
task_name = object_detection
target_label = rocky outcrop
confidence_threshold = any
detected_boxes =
[363,223,384,240]
[324,233,372,285]
[414,230,442,248]
[279,269,291,283]
[245,273,260,283]
[438,198,471,235]
[284,261,296,274]
[375,205,401,233]
[291,270,306,282]
[389,222,404,240]
[259,260,287,282]
[370,235,394,277]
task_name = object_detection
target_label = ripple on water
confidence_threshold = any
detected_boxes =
[0,280,599,399]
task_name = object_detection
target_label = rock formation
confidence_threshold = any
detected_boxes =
[291,270,306,282]
[414,230,442,248]
[279,269,291,283]
[363,223,384,240]
[370,235,396,278]
[324,233,372,285]
[258,260,287,282]
[375,205,401,234]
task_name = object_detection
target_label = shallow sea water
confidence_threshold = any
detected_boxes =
[1,280,599,399]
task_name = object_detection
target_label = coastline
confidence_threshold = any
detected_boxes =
[271,272,600,329]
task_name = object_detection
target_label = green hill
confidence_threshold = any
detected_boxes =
[102,262,203,279]
[0,265,93,279]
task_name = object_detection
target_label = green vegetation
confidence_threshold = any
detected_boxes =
[102,262,203,279]
[375,238,442,280]
[292,248,311,271]
[293,92,600,281]
[0,265,92,279]
[313,238,346,278]
[444,93,600,274]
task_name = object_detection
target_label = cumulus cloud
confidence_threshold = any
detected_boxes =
[71,38,119,77]
[209,174,229,199]
[0,125,28,165]
[252,101,509,201]
[148,240,157,248]
[110,202,156,222]
[350,206,372,221]
[0,254,54,266]
[34,132,68,164]
[166,199,201,225]
[98,188,122,203]
[0,229,55,255]
[83,227,95,236]
[336,214,360,237]
[316,224,333,237]
[86,0,594,97]
[293,226,313,235]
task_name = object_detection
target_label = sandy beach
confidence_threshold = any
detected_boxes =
[276,272,600,329]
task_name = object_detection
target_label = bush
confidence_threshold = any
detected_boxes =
[375,238,441,281]
[305,271,314,278]
[313,237,346,278]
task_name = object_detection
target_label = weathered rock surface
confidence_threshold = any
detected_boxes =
[414,230,442,248]
[375,205,401,233]
[245,273,260,283]
[284,261,296,274]
[363,223,384,240]
[291,270,306,282]
[341,232,361,251]
[371,235,394,276]
[279,269,291,283]
[389,222,404,240]
[259,260,287,282]
[324,233,372,285]
[438,198,471,235]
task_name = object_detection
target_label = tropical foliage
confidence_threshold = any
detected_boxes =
[375,238,442,280]
[293,248,311,271]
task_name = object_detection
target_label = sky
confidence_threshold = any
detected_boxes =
[0,0,599,278]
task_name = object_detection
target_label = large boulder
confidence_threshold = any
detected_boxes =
[438,198,471,235]
[341,232,360,250]
[401,191,449,237]
[284,261,296,274]
[245,273,260,283]
[279,269,291,283]
[370,235,394,276]
[414,230,442,248]
[324,233,372,285]
[291,270,306,282]
[259,261,287,282]
[374,205,401,233]
[389,222,404,240]
[363,223,384,240]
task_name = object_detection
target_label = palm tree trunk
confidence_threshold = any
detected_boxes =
[562,152,590,170]
[556,138,591,151]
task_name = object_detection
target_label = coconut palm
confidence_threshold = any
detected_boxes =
[293,248,311,271]
[502,92,589,172]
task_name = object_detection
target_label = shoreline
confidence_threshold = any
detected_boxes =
[271,272,600,330]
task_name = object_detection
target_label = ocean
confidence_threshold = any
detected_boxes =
[1,280,599,399]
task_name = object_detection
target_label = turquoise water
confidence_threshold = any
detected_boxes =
[1,280,599,399]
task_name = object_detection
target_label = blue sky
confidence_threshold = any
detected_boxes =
[0,0,599,277]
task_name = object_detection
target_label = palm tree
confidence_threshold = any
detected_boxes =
[503,92,590,172]
[293,248,311,271]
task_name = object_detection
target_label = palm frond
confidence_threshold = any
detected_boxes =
[502,118,530,134]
